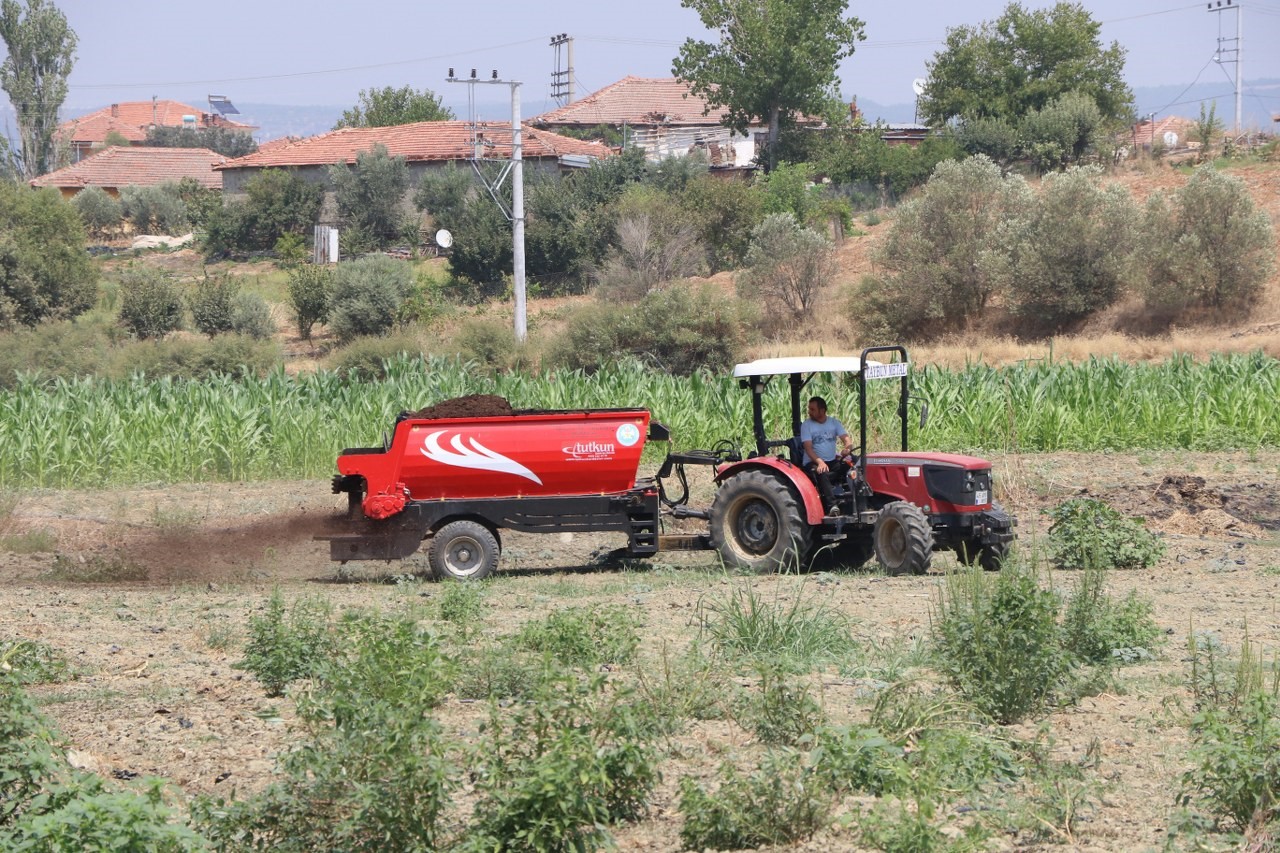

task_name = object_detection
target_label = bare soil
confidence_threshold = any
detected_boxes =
[3,450,1279,849]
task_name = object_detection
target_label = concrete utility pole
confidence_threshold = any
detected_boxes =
[446,69,527,342]
[1208,0,1243,136]
[550,34,575,106]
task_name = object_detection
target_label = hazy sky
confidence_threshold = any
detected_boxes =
[23,0,1280,120]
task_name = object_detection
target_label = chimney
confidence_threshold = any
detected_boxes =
[111,103,119,118]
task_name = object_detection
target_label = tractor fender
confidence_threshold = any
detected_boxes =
[714,457,826,525]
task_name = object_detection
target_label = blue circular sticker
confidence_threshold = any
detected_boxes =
[616,423,641,447]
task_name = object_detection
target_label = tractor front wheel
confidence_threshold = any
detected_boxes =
[710,471,812,573]
[873,502,933,576]
[428,520,500,581]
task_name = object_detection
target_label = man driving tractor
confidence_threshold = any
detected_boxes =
[800,395,854,515]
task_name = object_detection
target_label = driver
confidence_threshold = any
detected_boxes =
[801,396,854,515]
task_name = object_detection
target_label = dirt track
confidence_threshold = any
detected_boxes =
[2,450,1278,848]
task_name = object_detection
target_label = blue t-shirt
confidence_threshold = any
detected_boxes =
[800,416,846,463]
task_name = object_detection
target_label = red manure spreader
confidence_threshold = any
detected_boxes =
[324,347,1014,579]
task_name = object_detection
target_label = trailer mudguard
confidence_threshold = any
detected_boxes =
[713,456,826,525]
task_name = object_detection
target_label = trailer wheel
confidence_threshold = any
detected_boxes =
[428,520,499,581]
[873,502,933,576]
[710,470,812,573]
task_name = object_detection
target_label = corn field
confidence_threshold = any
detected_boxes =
[1,353,1275,488]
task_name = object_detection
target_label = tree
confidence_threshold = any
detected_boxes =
[1018,90,1104,172]
[737,213,836,336]
[672,0,864,169]
[0,0,77,179]
[1000,165,1139,332]
[334,85,454,129]
[920,2,1132,128]
[329,144,410,251]
[71,185,122,238]
[857,156,1031,340]
[0,181,96,328]
[145,125,258,159]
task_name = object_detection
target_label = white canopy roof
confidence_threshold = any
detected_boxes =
[732,356,888,378]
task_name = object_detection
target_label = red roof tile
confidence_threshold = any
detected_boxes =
[1127,116,1197,148]
[532,77,729,127]
[59,100,254,145]
[31,146,225,190]
[215,121,610,169]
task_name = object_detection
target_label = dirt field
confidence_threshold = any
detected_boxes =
[2,450,1278,849]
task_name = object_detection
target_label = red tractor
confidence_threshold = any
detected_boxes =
[669,346,1014,574]
[324,347,1013,578]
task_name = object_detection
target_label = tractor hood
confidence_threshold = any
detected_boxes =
[864,451,991,471]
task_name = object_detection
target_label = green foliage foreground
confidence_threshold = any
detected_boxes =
[0,351,1276,487]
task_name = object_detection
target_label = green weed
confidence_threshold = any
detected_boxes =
[679,749,830,849]
[933,565,1068,723]
[0,639,74,685]
[512,605,639,668]
[1046,497,1165,570]
[46,553,148,583]
[235,590,336,697]
[697,581,852,672]
[0,529,57,553]
[733,665,826,746]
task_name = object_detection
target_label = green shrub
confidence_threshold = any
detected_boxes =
[933,566,1068,724]
[286,263,333,340]
[1179,637,1280,831]
[273,232,307,269]
[197,614,459,852]
[857,155,1031,340]
[512,605,639,668]
[435,581,486,640]
[229,292,276,340]
[737,213,836,336]
[174,177,222,230]
[6,780,207,852]
[677,174,765,271]
[108,334,280,381]
[329,144,411,250]
[204,169,323,257]
[1018,91,1105,172]
[0,319,116,389]
[1046,497,1164,570]
[236,590,336,697]
[0,183,98,329]
[187,273,239,338]
[549,285,748,376]
[855,797,969,853]
[452,647,545,701]
[328,255,414,343]
[1061,565,1161,664]
[72,186,123,238]
[679,750,830,849]
[0,639,73,685]
[116,266,183,340]
[632,649,731,736]
[1003,166,1140,333]
[322,334,421,380]
[451,316,528,372]
[697,582,852,673]
[734,665,826,746]
[468,670,661,850]
[119,183,188,234]
[594,185,707,301]
[809,724,906,796]
[1140,166,1275,318]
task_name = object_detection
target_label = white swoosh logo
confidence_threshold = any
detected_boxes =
[420,430,543,485]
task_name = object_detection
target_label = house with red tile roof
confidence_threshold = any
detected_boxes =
[59,100,254,162]
[531,76,782,169]
[30,146,225,198]
[215,120,611,223]
[1125,116,1198,153]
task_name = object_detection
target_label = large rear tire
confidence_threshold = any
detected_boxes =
[710,470,812,573]
[873,502,933,576]
[428,520,499,581]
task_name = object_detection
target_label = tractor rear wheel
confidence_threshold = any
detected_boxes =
[873,502,933,575]
[428,519,499,581]
[710,470,812,573]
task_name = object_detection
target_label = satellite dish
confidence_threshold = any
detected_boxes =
[912,78,927,97]
[1163,131,1178,148]
[435,229,453,249]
